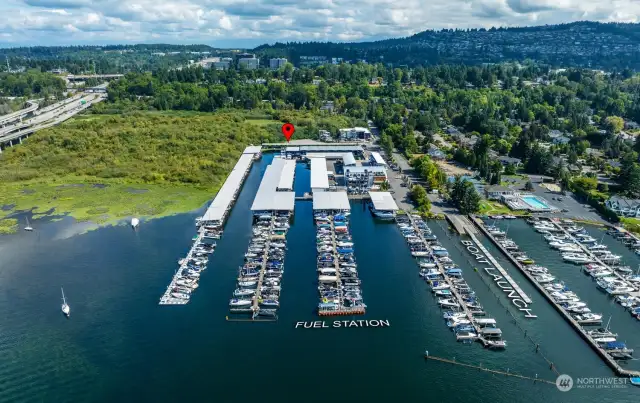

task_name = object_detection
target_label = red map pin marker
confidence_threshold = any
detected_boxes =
[281,123,295,142]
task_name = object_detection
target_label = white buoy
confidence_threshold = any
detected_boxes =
[131,217,140,228]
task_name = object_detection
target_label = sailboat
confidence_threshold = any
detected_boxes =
[24,217,33,232]
[61,287,70,317]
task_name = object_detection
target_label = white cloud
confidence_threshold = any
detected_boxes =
[0,0,636,46]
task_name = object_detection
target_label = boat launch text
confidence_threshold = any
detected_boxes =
[295,320,391,329]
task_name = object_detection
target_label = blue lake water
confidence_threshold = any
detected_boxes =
[0,157,638,402]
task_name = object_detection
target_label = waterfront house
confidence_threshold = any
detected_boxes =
[605,196,640,218]
[498,156,522,167]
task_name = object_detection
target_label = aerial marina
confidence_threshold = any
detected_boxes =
[398,213,507,348]
[528,217,640,321]
[315,208,366,316]
[477,216,640,376]
[159,146,262,305]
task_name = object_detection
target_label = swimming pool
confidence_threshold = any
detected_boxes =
[521,195,549,210]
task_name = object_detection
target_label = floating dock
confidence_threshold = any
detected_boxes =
[472,216,640,377]
[466,232,532,304]
[445,213,477,235]
[159,147,261,305]
[401,214,505,348]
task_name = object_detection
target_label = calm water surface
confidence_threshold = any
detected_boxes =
[0,158,639,402]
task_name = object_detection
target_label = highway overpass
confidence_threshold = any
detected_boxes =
[0,101,39,127]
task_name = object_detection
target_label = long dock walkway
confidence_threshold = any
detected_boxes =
[445,213,477,235]
[549,219,640,297]
[467,232,532,304]
[252,217,275,314]
[159,230,204,305]
[472,217,640,378]
[405,214,492,345]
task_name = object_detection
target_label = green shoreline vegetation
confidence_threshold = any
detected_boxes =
[0,110,353,233]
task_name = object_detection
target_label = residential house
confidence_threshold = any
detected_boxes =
[428,144,446,160]
[605,196,640,217]
[320,101,335,113]
[458,135,478,149]
[625,120,640,130]
[318,130,332,142]
[498,156,522,166]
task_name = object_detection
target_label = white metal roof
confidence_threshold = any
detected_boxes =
[342,153,356,166]
[300,145,363,152]
[369,191,399,211]
[202,154,255,222]
[313,191,350,211]
[251,159,295,211]
[277,159,296,190]
[345,166,387,174]
[243,145,262,154]
[370,152,386,165]
[310,157,330,190]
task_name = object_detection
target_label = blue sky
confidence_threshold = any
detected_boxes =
[0,0,638,47]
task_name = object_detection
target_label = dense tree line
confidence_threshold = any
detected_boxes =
[0,71,65,98]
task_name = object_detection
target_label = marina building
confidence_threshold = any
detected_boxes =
[312,190,350,213]
[251,158,295,214]
[345,166,387,191]
[338,127,372,141]
[310,157,330,192]
[199,146,262,227]
[368,151,386,166]
[285,144,364,159]
[306,152,356,166]
[368,191,399,219]
[485,185,518,200]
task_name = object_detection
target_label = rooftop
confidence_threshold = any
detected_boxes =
[243,145,262,154]
[202,153,255,222]
[313,190,350,210]
[310,157,330,190]
[370,151,386,165]
[251,158,295,211]
[369,191,399,211]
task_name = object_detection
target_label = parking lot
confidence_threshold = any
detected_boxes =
[531,182,605,223]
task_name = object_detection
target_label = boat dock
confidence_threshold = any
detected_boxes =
[473,217,640,377]
[199,146,262,228]
[401,213,505,348]
[467,232,533,304]
[252,217,276,314]
[445,213,477,235]
[548,219,640,297]
[159,147,261,306]
[159,231,207,305]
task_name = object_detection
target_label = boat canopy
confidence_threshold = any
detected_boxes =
[605,341,627,349]
[480,328,502,336]
[474,318,496,325]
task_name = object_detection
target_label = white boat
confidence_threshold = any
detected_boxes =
[456,332,478,341]
[419,262,436,268]
[549,241,577,249]
[534,274,556,283]
[171,292,190,300]
[606,286,636,295]
[233,289,255,297]
[594,337,618,344]
[412,251,429,257]
[319,275,338,283]
[562,253,593,264]
[61,287,70,317]
[131,217,140,228]
[24,217,33,232]
[503,215,517,219]
[238,281,257,287]
[438,298,459,308]
[229,299,252,307]
[558,246,582,253]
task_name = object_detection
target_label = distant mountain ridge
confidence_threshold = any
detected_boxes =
[254,21,640,70]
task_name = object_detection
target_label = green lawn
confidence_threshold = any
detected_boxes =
[621,217,640,234]
[478,200,529,216]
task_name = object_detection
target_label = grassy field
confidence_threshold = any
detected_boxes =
[0,111,276,232]
[478,200,529,216]
[621,217,640,234]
